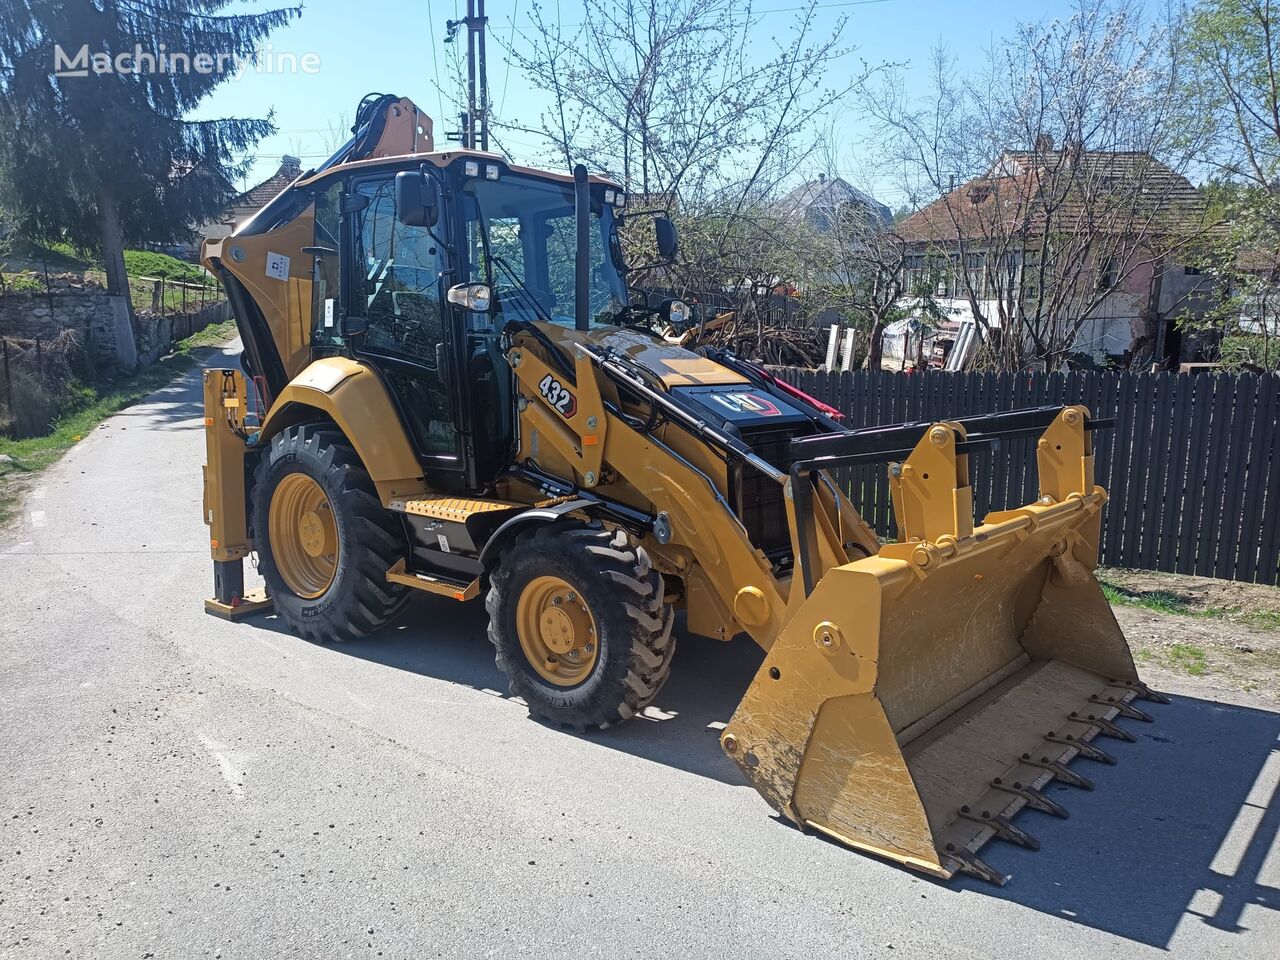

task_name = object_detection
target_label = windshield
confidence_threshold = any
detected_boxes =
[460,171,628,328]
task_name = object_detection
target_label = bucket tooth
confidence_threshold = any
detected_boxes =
[950,849,1009,886]
[1109,679,1172,704]
[958,809,1039,850]
[1082,713,1136,742]
[990,780,1068,818]
[1090,695,1153,722]
[1046,732,1116,765]
[1024,754,1095,789]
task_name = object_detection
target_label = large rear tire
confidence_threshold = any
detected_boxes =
[252,424,409,643]
[485,524,676,730]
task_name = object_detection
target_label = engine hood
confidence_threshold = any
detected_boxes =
[670,383,813,432]
[540,324,749,388]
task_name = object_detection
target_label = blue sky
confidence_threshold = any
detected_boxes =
[191,0,1086,205]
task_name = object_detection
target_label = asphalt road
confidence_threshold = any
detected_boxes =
[2,340,1278,959]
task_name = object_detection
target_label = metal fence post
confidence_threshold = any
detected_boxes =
[42,258,54,325]
[2,338,11,414]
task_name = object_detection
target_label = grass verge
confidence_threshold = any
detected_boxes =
[0,318,236,527]
[1100,577,1280,632]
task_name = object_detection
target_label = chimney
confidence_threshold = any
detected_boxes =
[1034,133,1054,153]
[281,154,301,175]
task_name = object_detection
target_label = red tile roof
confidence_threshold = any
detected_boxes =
[231,156,302,210]
[897,150,1210,245]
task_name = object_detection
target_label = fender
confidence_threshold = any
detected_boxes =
[258,357,427,502]
[477,498,603,570]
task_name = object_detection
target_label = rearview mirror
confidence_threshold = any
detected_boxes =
[655,216,678,260]
[395,170,439,227]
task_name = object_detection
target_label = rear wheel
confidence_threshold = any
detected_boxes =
[485,524,676,730]
[253,424,408,642]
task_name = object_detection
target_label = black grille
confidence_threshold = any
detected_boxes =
[730,426,807,565]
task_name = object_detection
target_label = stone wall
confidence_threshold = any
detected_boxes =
[0,275,123,365]
[0,272,229,370]
[135,300,232,366]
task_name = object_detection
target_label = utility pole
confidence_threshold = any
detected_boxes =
[444,0,490,151]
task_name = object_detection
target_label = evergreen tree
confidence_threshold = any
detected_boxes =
[0,1,300,362]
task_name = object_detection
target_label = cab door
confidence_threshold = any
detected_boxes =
[344,172,466,487]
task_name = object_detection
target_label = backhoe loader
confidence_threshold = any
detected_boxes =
[200,93,1166,885]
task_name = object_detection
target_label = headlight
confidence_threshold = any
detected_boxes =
[446,282,491,312]
[667,299,692,325]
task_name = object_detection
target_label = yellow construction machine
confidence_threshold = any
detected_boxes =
[200,94,1166,885]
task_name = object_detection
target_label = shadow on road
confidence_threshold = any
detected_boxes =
[252,592,762,787]
[244,593,1278,948]
[113,348,244,432]
[951,692,1280,947]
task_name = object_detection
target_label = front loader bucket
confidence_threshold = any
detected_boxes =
[721,406,1166,883]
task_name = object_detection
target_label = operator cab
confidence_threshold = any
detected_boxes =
[293,152,651,495]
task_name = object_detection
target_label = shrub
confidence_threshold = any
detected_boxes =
[1,368,60,438]
[0,329,90,438]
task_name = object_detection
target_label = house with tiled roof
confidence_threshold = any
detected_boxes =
[187,155,303,258]
[893,145,1218,369]
[777,175,891,232]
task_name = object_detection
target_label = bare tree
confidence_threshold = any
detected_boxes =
[796,193,939,369]
[1177,0,1280,371]
[863,0,1212,371]
[503,0,873,319]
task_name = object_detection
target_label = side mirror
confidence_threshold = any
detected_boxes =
[395,170,439,227]
[447,282,492,313]
[655,216,678,260]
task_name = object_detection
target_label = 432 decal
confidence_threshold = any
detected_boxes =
[538,374,577,419]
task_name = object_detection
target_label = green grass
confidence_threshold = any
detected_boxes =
[1205,605,1280,631]
[122,250,214,285]
[1099,581,1194,616]
[1101,576,1280,632]
[1168,643,1209,676]
[0,271,44,293]
[0,318,236,526]
[0,238,92,271]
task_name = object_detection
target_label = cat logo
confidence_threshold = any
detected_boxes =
[709,392,783,417]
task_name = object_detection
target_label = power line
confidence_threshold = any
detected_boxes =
[497,0,519,119]
[427,0,447,124]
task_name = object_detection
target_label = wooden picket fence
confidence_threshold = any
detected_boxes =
[772,368,1280,585]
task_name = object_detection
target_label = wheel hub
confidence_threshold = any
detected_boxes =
[269,473,339,599]
[516,575,598,686]
[298,508,333,557]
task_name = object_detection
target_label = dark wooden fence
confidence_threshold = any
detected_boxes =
[772,368,1280,585]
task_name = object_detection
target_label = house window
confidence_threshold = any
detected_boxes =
[964,252,986,298]
[1184,265,1203,276]
[1098,255,1118,291]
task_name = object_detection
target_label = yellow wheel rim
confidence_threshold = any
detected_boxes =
[515,575,599,686]
[269,473,338,599]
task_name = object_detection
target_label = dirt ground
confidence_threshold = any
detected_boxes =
[1100,568,1280,704]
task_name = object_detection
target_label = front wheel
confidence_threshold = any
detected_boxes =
[485,524,676,730]
[252,424,408,643]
